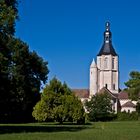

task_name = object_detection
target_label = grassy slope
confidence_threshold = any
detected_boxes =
[0,121,140,140]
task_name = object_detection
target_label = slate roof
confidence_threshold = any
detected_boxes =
[118,91,129,99]
[72,89,89,99]
[97,22,117,56]
[121,101,136,108]
[97,43,117,56]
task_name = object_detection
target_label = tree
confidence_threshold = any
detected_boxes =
[53,94,85,124]
[8,39,49,122]
[0,0,18,122]
[125,71,140,100]
[0,0,18,93]
[32,78,85,124]
[0,37,49,122]
[85,93,113,121]
[0,0,18,35]
[0,0,49,122]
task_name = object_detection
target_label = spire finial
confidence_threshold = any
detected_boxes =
[106,22,110,31]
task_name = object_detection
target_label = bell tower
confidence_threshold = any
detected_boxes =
[90,22,119,96]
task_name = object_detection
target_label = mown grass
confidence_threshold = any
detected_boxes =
[0,121,140,140]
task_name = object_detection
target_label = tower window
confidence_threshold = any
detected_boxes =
[113,84,115,90]
[105,36,109,43]
[104,58,108,69]
[112,58,115,69]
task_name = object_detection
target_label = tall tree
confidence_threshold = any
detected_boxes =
[0,0,18,121]
[8,39,49,122]
[125,71,140,100]
[0,0,49,122]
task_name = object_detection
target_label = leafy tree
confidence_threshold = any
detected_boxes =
[8,39,49,122]
[0,0,49,122]
[0,37,49,122]
[53,94,85,124]
[0,0,18,122]
[0,0,18,35]
[125,71,140,100]
[85,93,113,121]
[32,78,85,124]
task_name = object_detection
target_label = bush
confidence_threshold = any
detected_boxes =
[88,113,117,122]
[117,111,138,121]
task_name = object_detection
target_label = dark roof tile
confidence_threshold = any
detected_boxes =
[97,43,117,56]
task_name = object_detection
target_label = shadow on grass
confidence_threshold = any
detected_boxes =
[41,122,92,126]
[0,124,90,134]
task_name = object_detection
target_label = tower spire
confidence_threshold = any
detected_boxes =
[106,22,110,31]
[97,21,117,56]
[104,21,112,43]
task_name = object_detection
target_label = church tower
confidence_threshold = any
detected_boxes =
[90,22,119,96]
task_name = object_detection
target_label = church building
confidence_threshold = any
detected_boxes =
[90,22,119,97]
[73,22,137,113]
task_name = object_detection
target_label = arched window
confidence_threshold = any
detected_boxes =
[104,58,108,69]
[112,58,115,69]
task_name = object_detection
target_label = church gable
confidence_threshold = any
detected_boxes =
[97,87,117,99]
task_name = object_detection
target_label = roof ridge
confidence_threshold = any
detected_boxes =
[121,101,136,107]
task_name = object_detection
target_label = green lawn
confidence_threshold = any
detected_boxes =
[0,121,140,140]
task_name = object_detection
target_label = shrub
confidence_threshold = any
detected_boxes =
[117,111,138,121]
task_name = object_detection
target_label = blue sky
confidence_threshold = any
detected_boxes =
[16,0,140,89]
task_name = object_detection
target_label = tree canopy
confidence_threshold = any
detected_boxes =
[125,71,140,100]
[0,0,18,35]
[85,93,113,121]
[32,78,85,124]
